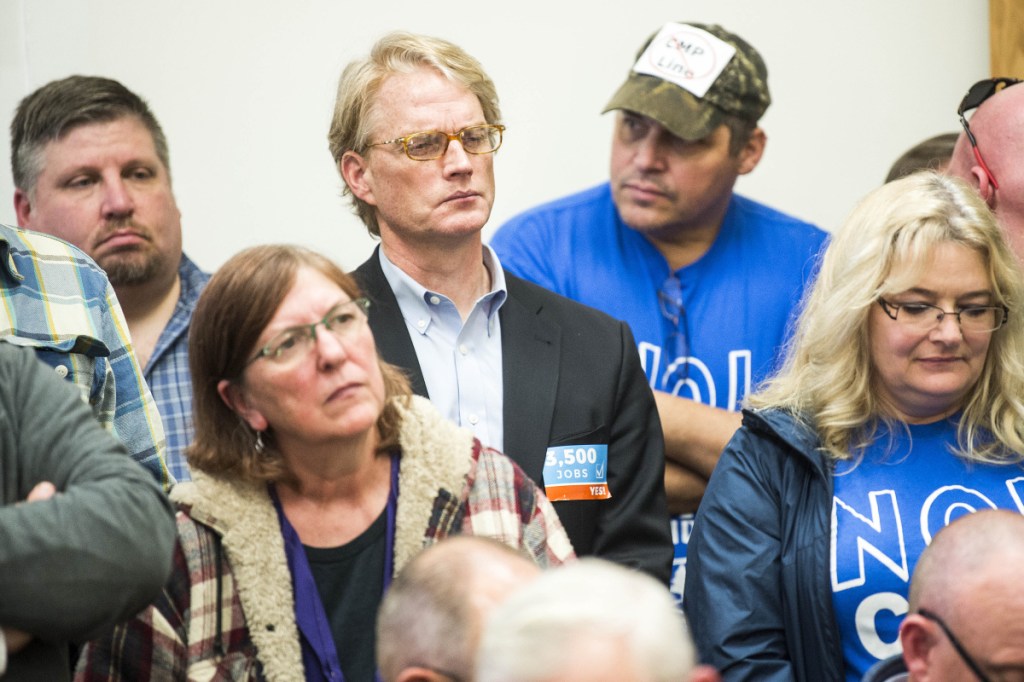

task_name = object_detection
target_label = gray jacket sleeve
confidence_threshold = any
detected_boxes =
[0,342,176,641]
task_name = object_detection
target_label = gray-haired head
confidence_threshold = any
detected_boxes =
[476,558,699,682]
[376,536,539,682]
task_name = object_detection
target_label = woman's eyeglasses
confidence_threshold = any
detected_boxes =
[248,298,371,366]
[877,299,1008,334]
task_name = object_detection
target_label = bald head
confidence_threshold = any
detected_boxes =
[376,536,540,682]
[901,510,1024,680]
[910,509,1024,613]
[948,81,1024,261]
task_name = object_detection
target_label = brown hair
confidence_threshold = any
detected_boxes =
[885,132,959,183]
[721,113,757,157]
[11,75,171,194]
[187,244,411,481]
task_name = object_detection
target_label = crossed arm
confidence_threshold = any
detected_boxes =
[655,391,743,514]
[0,344,176,670]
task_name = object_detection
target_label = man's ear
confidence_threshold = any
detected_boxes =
[395,667,452,682]
[968,163,996,207]
[688,664,722,682]
[900,614,937,680]
[217,379,268,432]
[13,188,34,227]
[737,127,766,175]
[341,151,377,206]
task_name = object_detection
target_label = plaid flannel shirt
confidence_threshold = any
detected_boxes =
[144,254,210,481]
[75,395,572,680]
[0,224,171,487]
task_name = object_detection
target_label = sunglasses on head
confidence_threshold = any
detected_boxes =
[957,77,1022,190]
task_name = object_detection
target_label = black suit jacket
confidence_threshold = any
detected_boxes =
[355,248,672,582]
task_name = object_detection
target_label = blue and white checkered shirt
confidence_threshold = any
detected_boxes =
[144,254,209,481]
[0,223,171,488]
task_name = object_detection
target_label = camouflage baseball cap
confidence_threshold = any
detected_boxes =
[603,22,770,141]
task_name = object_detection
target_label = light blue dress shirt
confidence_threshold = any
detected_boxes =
[379,246,507,450]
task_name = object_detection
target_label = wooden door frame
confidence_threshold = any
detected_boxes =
[990,0,1024,76]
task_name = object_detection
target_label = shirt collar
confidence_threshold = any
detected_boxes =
[481,244,509,312]
[0,231,24,284]
[378,246,508,320]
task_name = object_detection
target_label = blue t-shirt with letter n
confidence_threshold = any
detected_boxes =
[492,183,827,601]
[831,417,1024,681]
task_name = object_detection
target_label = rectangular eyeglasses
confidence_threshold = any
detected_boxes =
[367,124,505,161]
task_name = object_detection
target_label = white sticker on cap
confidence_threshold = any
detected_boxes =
[631,23,736,98]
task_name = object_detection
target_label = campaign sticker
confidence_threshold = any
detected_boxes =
[542,444,611,501]
[631,22,736,98]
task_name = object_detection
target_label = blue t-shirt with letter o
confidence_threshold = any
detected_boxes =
[831,417,1024,681]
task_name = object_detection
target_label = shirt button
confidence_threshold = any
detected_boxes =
[417,319,427,329]
[459,344,469,355]
[468,414,480,425]
[429,295,441,305]
[54,365,69,378]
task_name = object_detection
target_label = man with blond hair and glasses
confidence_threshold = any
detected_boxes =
[949,77,1024,261]
[329,32,672,582]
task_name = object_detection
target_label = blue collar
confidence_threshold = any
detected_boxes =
[270,454,399,682]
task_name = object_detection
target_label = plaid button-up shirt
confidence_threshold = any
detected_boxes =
[144,254,209,481]
[0,223,171,488]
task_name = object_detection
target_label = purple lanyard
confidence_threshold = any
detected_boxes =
[271,454,399,682]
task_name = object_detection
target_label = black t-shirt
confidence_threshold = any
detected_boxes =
[305,507,387,682]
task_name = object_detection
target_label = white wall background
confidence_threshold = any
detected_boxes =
[0,1,988,273]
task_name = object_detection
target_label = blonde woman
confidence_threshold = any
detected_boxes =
[684,172,1024,681]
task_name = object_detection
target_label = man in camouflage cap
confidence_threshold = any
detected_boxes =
[492,22,827,601]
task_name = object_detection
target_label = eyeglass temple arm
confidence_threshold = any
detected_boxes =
[971,145,1000,191]
[959,97,1003,192]
[917,609,992,682]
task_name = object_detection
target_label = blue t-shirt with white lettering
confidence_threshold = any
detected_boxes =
[831,417,1024,681]
[492,183,827,599]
